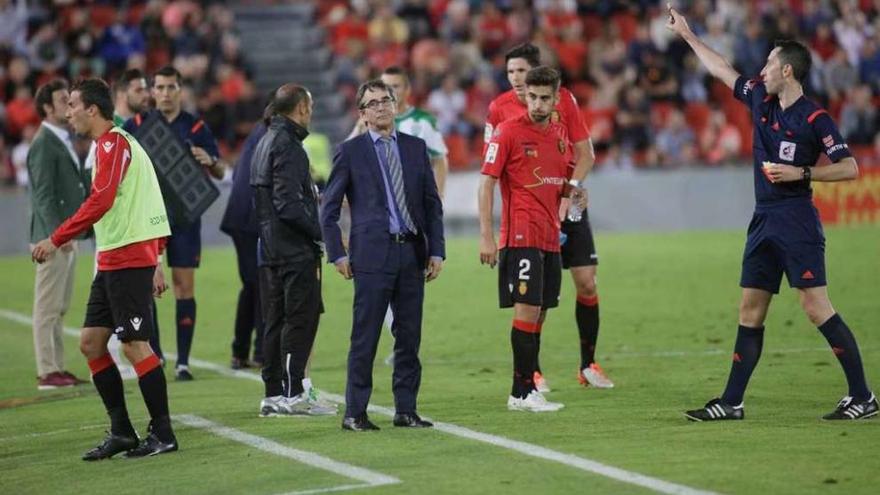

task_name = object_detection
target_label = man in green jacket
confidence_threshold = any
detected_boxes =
[27,79,90,390]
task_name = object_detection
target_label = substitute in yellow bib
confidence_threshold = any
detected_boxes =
[32,78,178,460]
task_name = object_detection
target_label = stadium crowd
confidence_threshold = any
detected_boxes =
[322,0,880,169]
[0,0,258,187]
[2,0,880,186]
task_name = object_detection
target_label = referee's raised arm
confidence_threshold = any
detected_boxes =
[666,3,740,90]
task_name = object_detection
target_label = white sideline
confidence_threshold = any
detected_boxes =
[174,414,399,493]
[3,308,717,495]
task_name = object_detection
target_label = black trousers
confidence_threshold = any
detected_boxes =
[230,232,264,361]
[259,257,322,398]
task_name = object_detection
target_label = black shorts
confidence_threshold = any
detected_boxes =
[84,267,156,342]
[740,201,826,294]
[561,209,598,269]
[167,219,202,268]
[498,248,562,309]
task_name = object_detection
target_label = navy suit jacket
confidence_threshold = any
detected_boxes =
[220,122,266,236]
[321,131,445,273]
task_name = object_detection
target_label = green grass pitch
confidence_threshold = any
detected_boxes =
[1,228,878,494]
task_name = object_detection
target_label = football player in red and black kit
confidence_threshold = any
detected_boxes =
[32,79,178,459]
[479,67,573,412]
[485,43,613,392]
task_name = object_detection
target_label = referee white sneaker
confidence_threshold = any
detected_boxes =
[508,390,564,412]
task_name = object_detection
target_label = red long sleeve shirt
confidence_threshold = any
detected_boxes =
[51,129,166,271]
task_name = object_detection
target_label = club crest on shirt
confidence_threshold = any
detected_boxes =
[778,141,796,162]
[558,139,566,154]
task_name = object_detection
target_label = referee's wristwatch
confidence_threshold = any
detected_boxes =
[802,166,811,182]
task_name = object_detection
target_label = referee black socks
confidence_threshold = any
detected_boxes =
[818,313,871,401]
[721,325,765,406]
[88,354,135,437]
[576,294,600,369]
[176,298,196,366]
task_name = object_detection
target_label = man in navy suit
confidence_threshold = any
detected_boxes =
[321,80,445,432]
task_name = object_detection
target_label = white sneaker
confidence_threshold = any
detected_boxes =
[507,390,564,412]
[306,388,338,415]
[534,371,551,393]
[259,395,290,417]
[284,393,337,416]
[579,363,614,389]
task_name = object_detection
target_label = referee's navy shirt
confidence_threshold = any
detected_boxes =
[733,76,852,205]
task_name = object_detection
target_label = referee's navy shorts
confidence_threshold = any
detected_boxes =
[740,199,826,294]
[167,218,202,268]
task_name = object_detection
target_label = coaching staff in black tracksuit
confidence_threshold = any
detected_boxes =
[250,84,333,416]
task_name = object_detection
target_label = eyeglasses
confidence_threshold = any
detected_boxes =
[359,96,395,110]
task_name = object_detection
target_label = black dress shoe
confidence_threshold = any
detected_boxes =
[341,415,380,431]
[393,412,433,428]
[82,431,139,461]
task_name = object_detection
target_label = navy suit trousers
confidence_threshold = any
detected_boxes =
[345,240,425,418]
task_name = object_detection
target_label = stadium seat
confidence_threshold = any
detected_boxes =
[582,107,615,145]
[650,102,675,127]
[721,99,753,157]
[89,5,117,30]
[684,102,712,135]
[612,12,639,44]
[445,134,470,171]
[580,15,603,42]
[570,82,594,105]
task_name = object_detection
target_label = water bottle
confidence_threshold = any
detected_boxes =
[566,201,583,223]
[566,179,584,222]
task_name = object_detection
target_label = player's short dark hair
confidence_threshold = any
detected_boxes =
[72,78,114,120]
[112,68,145,95]
[525,66,561,92]
[152,65,182,86]
[774,40,811,82]
[356,79,396,109]
[272,84,310,116]
[35,79,68,119]
[505,43,541,68]
[382,66,410,84]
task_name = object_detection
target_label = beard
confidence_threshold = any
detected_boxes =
[529,112,549,123]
